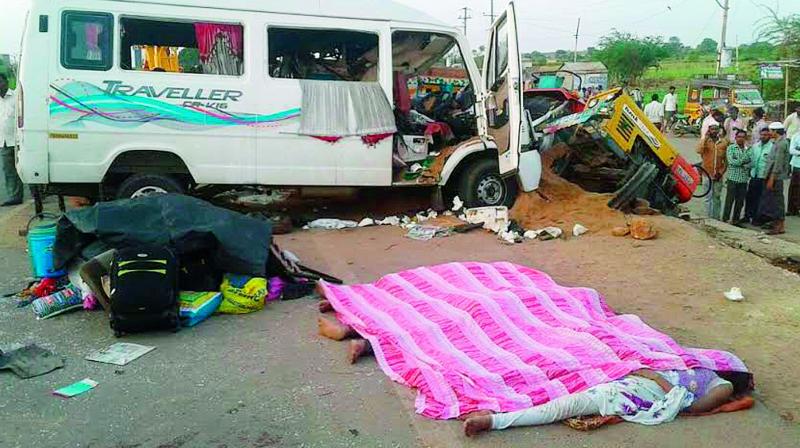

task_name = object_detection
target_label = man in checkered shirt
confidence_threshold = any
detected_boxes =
[722,129,752,224]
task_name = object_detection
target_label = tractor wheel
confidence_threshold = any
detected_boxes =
[608,162,658,210]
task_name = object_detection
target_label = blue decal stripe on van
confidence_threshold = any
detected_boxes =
[49,81,301,129]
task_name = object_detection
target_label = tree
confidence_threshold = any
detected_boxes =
[758,8,800,100]
[525,51,548,66]
[554,50,571,62]
[595,31,668,83]
[664,36,686,58]
[696,38,719,54]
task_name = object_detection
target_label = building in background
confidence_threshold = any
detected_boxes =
[559,61,608,91]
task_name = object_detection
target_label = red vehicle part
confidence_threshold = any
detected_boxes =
[523,88,585,119]
[670,155,700,203]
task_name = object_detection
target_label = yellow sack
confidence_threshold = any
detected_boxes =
[218,274,267,314]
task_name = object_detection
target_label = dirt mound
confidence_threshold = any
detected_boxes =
[510,144,627,234]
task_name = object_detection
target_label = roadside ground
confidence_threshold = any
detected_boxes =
[669,135,800,245]
[1,188,799,447]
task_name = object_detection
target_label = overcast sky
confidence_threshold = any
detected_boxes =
[2,0,798,56]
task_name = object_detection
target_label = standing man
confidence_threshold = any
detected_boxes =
[723,107,745,142]
[0,74,22,207]
[750,108,768,147]
[701,110,725,139]
[788,130,800,216]
[630,86,644,109]
[722,129,751,224]
[697,122,728,220]
[644,94,665,131]
[746,127,773,224]
[783,104,800,138]
[662,86,678,133]
[759,122,792,235]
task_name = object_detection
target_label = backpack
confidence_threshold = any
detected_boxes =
[109,247,180,337]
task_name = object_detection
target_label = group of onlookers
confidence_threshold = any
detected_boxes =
[696,105,800,235]
[642,86,679,132]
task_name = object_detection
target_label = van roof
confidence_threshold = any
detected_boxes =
[107,0,451,28]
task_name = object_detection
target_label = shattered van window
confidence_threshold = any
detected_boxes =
[61,11,113,71]
[120,18,244,76]
[268,28,379,82]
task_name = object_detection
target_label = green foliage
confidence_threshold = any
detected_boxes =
[554,49,571,62]
[525,51,548,66]
[595,31,669,83]
[696,38,719,54]
[178,48,200,72]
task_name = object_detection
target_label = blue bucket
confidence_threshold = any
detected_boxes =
[27,215,66,279]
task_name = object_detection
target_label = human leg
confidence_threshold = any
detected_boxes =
[722,181,736,222]
[732,182,748,223]
[1,144,22,204]
[745,178,764,222]
[788,168,800,216]
[317,316,358,341]
[707,181,723,220]
[487,390,601,431]
[347,339,373,364]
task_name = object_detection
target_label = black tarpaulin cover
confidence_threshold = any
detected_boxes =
[54,195,272,276]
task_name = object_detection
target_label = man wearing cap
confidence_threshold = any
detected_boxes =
[697,122,729,219]
[759,122,792,234]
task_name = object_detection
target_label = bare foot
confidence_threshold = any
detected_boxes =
[347,339,373,364]
[458,410,493,421]
[464,415,493,437]
[317,316,356,341]
[318,299,334,313]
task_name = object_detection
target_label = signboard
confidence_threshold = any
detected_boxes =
[760,64,784,80]
[720,48,733,69]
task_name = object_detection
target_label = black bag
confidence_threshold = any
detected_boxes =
[109,247,180,337]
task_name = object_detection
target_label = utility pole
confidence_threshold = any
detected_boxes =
[483,0,497,25]
[573,18,581,63]
[715,0,730,76]
[458,6,473,36]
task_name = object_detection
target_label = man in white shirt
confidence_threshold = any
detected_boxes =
[630,87,644,109]
[0,74,22,206]
[701,110,725,140]
[789,131,800,215]
[784,104,800,139]
[662,86,678,132]
[644,94,665,131]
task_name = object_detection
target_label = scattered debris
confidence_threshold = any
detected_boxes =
[303,219,358,230]
[523,230,539,240]
[32,284,84,319]
[724,288,745,302]
[451,223,484,234]
[53,378,98,398]
[464,206,509,233]
[86,343,156,366]
[612,226,631,237]
[572,223,589,237]
[630,218,659,240]
[537,227,564,241]
[451,196,464,212]
[357,218,375,227]
[0,345,65,379]
[377,216,401,226]
[406,226,451,241]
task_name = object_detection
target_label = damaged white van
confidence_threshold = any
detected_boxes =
[17,0,540,207]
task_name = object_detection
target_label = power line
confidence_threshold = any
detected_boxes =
[458,6,473,36]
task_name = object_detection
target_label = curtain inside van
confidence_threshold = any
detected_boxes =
[298,81,397,138]
[194,23,243,76]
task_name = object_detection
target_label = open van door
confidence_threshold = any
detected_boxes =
[482,2,523,176]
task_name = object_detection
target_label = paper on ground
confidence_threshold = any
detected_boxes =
[53,378,98,398]
[86,343,156,366]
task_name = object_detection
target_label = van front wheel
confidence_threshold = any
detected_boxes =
[458,158,518,208]
[115,174,186,200]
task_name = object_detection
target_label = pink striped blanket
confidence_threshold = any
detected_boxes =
[319,262,749,420]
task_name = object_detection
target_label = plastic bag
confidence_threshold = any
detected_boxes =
[218,275,267,314]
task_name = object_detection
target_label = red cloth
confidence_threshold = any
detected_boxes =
[194,23,243,62]
[394,72,411,114]
[32,278,59,298]
[424,122,454,141]
[310,136,343,144]
[361,133,394,146]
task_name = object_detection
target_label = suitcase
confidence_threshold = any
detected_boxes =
[109,247,180,337]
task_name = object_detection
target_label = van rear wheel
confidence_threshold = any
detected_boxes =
[458,158,518,208]
[116,174,185,200]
